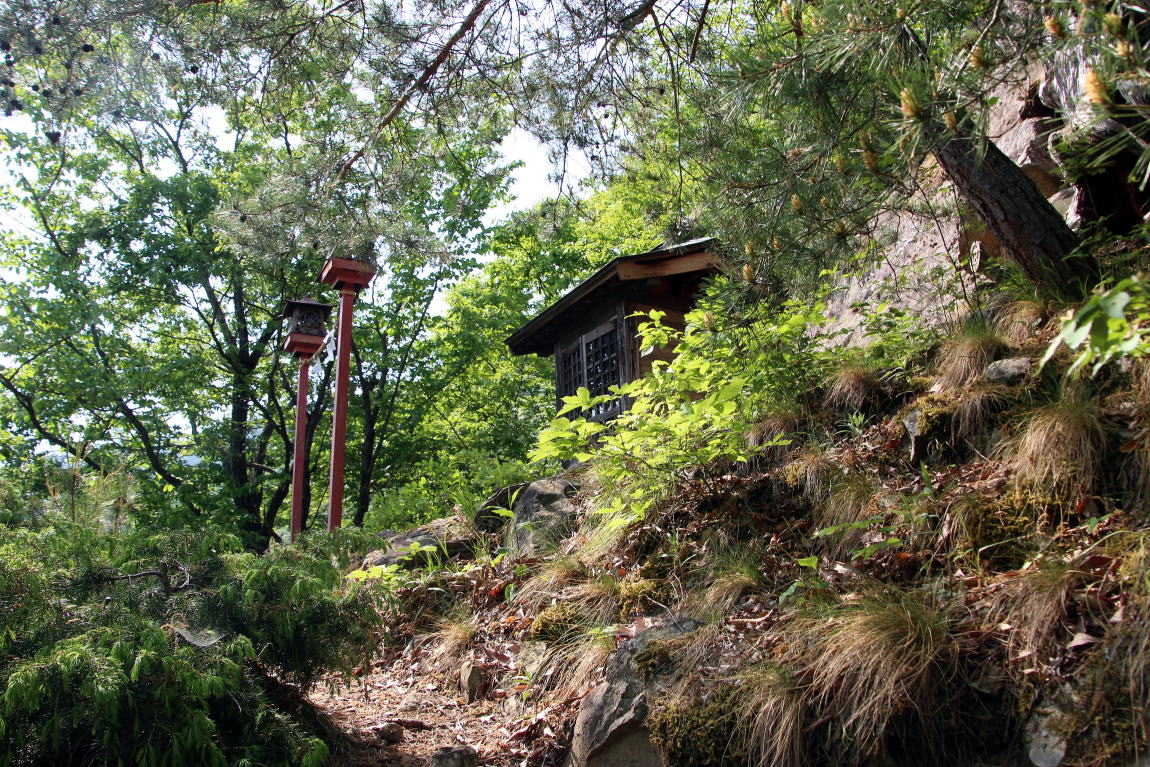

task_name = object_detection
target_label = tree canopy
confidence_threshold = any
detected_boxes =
[2,0,1146,546]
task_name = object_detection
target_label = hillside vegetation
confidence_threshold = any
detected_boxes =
[2,0,1150,764]
[344,279,1150,766]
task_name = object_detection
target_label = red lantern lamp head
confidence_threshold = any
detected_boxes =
[281,296,334,358]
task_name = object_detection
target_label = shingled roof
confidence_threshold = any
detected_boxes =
[505,237,720,357]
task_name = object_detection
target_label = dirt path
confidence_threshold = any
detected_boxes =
[311,651,577,767]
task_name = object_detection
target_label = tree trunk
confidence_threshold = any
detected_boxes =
[932,129,1099,300]
[300,359,333,532]
[352,380,378,528]
[226,372,268,550]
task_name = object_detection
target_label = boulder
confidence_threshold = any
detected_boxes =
[984,357,1032,385]
[510,477,580,557]
[370,722,404,743]
[474,482,528,533]
[902,408,930,464]
[459,659,488,702]
[993,117,1061,196]
[1118,76,1150,107]
[567,617,704,767]
[568,681,653,767]
[1025,698,1068,767]
[429,745,478,767]
[362,516,475,570]
[516,640,549,678]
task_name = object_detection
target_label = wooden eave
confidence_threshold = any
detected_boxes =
[505,238,720,357]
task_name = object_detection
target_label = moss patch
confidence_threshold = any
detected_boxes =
[953,491,1045,570]
[648,685,747,767]
[634,634,694,681]
[527,602,585,644]
[899,393,959,444]
[616,579,665,619]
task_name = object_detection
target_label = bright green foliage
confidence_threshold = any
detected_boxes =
[1044,275,1150,375]
[533,293,829,524]
[0,516,381,766]
[370,451,540,530]
[0,541,54,655]
[216,544,378,688]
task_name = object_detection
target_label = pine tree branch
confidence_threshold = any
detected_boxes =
[337,0,492,179]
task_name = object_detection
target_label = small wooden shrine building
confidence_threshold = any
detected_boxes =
[505,237,721,420]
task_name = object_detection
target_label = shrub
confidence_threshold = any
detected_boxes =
[369,450,543,531]
[532,299,827,529]
[215,543,380,688]
[0,525,383,766]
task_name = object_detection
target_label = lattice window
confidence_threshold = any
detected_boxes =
[584,326,620,396]
[557,345,583,399]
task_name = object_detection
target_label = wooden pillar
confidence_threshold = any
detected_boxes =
[290,358,310,542]
[281,297,333,543]
[318,257,376,531]
[327,288,355,530]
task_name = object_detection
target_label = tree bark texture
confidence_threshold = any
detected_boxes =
[932,130,1099,299]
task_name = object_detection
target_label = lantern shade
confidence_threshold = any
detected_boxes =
[319,257,376,291]
[282,296,334,358]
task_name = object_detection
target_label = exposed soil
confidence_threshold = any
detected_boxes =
[311,650,578,766]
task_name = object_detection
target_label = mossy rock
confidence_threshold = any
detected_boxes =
[527,602,585,644]
[617,579,666,620]
[954,491,1047,570]
[633,633,696,682]
[648,685,747,767]
[900,393,959,442]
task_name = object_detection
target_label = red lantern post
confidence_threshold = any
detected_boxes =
[318,257,376,531]
[281,297,334,543]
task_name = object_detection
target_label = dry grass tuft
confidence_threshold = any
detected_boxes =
[746,405,804,464]
[423,613,478,671]
[935,324,1009,391]
[991,557,1084,661]
[779,442,840,506]
[734,666,806,767]
[673,622,727,674]
[950,384,1011,447]
[1120,433,1150,516]
[700,544,767,614]
[1122,359,1150,511]
[1134,357,1150,404]
[535,626,615,698]
[567,509,633,566]
[564,573,623,625]
[814,473,881,559]
[992,299,1055,344]
[783,588,959,762]
[1108,537,1150,744]
[1009,387,1109,499]
[1011,535,1150,754]
[824,361,883,413]
[513,556,587,610]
